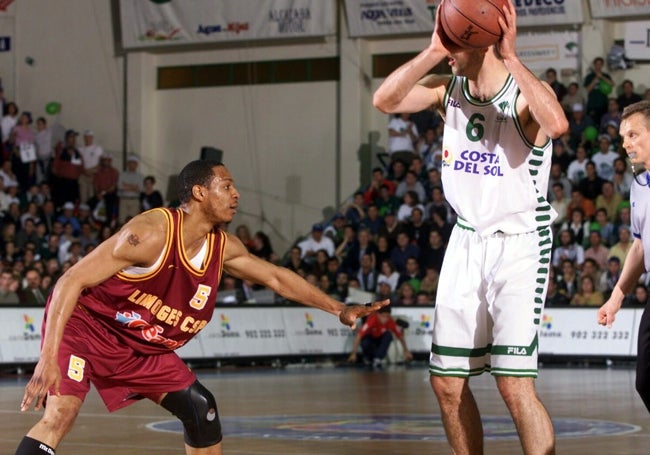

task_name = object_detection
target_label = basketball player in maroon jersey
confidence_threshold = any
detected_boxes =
[15,160,389,455]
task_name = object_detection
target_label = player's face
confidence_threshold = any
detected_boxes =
[447,48,484,77]
[620,113,650,169]
[205,166,240,224]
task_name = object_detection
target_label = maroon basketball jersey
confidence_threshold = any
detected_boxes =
[79,208,226,354]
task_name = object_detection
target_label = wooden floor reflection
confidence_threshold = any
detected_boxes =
[0,363,648,454]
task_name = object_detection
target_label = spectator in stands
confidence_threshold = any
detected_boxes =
[395,281,417,306]
[234,224,254,251]
[363,167,395,206]
[374,234,392,272]
[581,257,603,290]
[117,153,143,223]
[250,231,277,264]
[51,130,83,209]
[378,210,401,244]
[347,306,412,368]
[419,266,439,301]
[15,218,39,252]
[376,184,401,217]
[557,258,579,300]
[0,159,19,188]
[398,256,422,292]
[612,157,633,200]
[595,181,623,224]
[387,113,418,166]
[375,278,395,304]
[590,208,616,247]
[389,230,419,274]
[11,111,37,189]
[600,256,621,299]
[578,161,606,202]
[429,205,453,244]
[417,127,442,171]
[20,201,41,228]
[377,259,399,293]
[78,130,103,205]
[423,167,443,197]
[425,185,455,225]
[591,134,618,181]
[609,225,633,266]
[570,275,604,306]
[617,79,642,111]
[1,101,18,144]
[584,230,610,271]
[140,175,164,211]
[420,228,446,273]
[356,252,377,293]
[57,201,81,236]
[583,57,615,125]
[396,190,425,222]
[334,223,356,270]
[550,183,569,232]
[568,102,595,151]
[600,98,622,132]
[0,268,20,304]
[548,163,572,202]
[324,212,347,246]
[21,268,47,305]
[565,192,595,230]
[283,246,307,276]
[552,229,585,269]
[409,155,429,184]
[405,206,430,250]
[38,200,56,234]
[342,227,377,276]
[387,158,407,182]
[92,152,119,225]
[545,269,569,307]
[566,144,589,186]
[616,204,632,234]
[361,204,383,236]
[624,284,649,307]
[551,139,573,174]
[342,191,367,226]
[561,82,584,116]
[34,117,53,184]
[544,67,567,102]
[298,223,335,262]
[395,170,426,203]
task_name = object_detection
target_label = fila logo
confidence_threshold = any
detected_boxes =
[447,98,461,108]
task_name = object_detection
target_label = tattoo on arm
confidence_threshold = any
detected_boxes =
[127,234,140,246]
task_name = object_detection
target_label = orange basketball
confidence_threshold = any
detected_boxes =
[439,0,508,49]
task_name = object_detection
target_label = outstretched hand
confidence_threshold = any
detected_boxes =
[339,300,390,329]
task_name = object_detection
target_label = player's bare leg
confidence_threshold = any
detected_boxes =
[24,394,82,449]
[431,375,483,454]
[496,376,555,455]
[186,442,222,455]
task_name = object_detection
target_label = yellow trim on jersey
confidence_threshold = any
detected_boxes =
[116,208,174,282]
[216,231,226,286]
[177,209,216,277]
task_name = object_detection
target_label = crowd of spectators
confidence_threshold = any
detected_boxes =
[240,61,648,309]
[2,61,649,310]
[0,87,165,306]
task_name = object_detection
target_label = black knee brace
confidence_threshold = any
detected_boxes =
[160,380,222,448]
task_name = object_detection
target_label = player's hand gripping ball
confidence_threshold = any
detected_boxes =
[439,0,509,49]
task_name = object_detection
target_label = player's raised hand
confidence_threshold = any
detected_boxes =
[20,356,61,411]
[339,300,390,329]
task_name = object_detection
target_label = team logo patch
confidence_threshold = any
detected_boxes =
[441,148,454,167]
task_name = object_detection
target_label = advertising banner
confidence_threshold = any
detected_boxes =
[625,20,650,60]
[0,308,43,363]
[589,0,650,19]
[515,30,580,73]
[120,0,336,49]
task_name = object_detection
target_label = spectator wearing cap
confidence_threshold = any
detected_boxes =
[568,101,595,151]
[57,202,81,236]
[51,130,83,208]
[599,98,622,133]
[92,152,119,224]
[297,223,335,262]
[591,134,617,181]
[324,212,347,246]
[118,153,143,224]
[78,129,104,205]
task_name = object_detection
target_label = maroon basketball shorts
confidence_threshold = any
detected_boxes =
[48,305,196,411]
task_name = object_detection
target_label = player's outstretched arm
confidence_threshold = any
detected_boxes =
[223,233,389,328]
[597,238,645,328]
[20,211,168,412]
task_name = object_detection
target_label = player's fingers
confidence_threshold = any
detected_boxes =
[606,313,615,329]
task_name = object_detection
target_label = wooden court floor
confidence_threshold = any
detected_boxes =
[0,362,648,454]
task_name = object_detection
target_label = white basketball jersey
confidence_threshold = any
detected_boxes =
[441,75,557,235]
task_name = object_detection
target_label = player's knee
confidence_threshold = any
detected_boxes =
[430,375,464,403]
[160,380,222,448]
[40,399,81,437]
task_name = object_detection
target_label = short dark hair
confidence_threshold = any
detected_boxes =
[177,160,223,204]
[622,100,650,124]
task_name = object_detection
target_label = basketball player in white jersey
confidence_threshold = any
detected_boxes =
[598,100,650,413]
[373,2,567,454]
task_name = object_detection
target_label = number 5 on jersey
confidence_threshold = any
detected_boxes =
[67,355,86,382]
[189,284,212,310]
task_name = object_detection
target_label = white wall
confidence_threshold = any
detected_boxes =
[4,0,650,253]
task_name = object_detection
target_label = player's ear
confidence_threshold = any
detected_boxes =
[191,184,205,201]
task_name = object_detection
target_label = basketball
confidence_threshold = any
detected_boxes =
[439,0,507,49]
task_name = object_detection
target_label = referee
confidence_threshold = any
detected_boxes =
[598,100,650,412]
